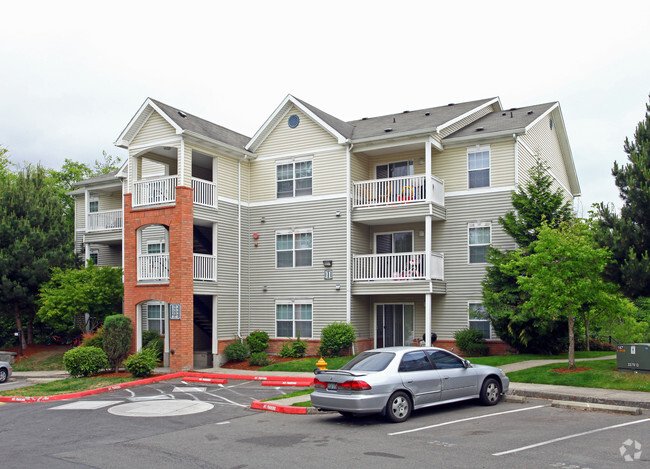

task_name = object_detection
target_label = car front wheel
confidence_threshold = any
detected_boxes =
[0,368,7,383]
[386,391,412,423]
[479,378,502,405]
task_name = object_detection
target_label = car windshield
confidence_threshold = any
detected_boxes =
[340,352,395,371]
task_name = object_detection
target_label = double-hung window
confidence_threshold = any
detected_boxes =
[468,146,490,188]
[143,301,166,335]
[469,303,491,339]
[89,249,99,266]
[276,301,312,338]
[89,196,99,213]
[277,159,312,198]
[276,229,312,268]
[468,223,490,264]
[147,240,166,254]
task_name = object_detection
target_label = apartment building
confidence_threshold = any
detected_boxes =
[70,95,580,372]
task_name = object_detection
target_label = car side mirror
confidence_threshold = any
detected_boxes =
[463,359,471,368]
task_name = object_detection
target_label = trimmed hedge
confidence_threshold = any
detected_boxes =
[63,346,108,377]
[318,322,356,357]
[454,328,489,356]
[225,340,250,361]
[124,348,159,378]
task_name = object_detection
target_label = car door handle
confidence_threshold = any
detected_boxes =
[443,376,450,379]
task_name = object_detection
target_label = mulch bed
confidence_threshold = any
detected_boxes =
[550,367,591,373]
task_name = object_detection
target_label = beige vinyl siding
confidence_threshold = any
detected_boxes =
[218,154,242,201]
[142,157,168,177]
[256,107,338,158]
[91,244,122,268]
[519,115,571,194]
[181,140,192,187]
[131,112,177,147]
[432,140,515,192]
[438,102,498,138]
[365,149,425,180]
[75,197,86,229]
[243,198,347,338]
[351,151,369,183]
[99,193,122,211]
[430,191,515,339]
[140,224,168,252]
[127,149,179,194]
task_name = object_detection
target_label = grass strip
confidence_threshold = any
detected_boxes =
[466,351,614,366]
[12,351,67,371]
[262,388,314,402]
[0,376,134,397]
[506,359,650,392]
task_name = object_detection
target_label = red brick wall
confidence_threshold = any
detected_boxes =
[123,188,195,372]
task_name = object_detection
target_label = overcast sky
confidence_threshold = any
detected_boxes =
[2,0,649,214]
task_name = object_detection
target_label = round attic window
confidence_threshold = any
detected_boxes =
[288,114,300,128]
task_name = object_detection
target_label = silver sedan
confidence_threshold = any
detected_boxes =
[0,361,12,383]
[311,346,509,423]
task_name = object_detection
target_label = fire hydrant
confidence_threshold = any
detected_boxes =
[316,357,328,370]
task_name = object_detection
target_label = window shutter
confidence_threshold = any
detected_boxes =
[141,304,149,331]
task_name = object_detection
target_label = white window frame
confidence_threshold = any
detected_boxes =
[276,157,313,198]
[467,145,491,189]
[89,249,99,266]
[88,196,99,213]
[373,230,415,253]
[275,299,313,338]
[374,160,414,179]
[468,222,491,264]
[275,228,313,268]
[144,301,166,336]
[468,302,492,339]
[147,240,166,254]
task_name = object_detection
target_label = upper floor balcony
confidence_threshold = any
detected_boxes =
[136,252,217,283]
[132,176,217,209]
[87,209,123,232]
[352,174,446,224]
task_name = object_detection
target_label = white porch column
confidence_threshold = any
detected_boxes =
[212,295,218,355]
[84,240,90,267]
[425,215,432,280]
[136,303,142,351]
[425,293,432,347]
[164,303,170,367]
[425,141,433,202]
[84,189,90,231]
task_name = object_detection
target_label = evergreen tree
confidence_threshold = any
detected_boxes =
[594,98,650,298]
[482,160,574,353]
[0,165,78,348]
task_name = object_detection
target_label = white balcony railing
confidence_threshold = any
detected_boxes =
[133,176,178,207]
[353,252,444,282]
[193,253,217,281]
[192,177,216,208]
[87,209,122,232]
[353,174,444,208]
[137,253,169,281]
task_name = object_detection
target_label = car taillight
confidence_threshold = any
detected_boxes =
[338,380,372,391]
[313,378,326,389]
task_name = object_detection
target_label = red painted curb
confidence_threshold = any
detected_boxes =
[262,380,314,387]
[182,377,227,384]
[0,372,313,403]
[251,399,307,414]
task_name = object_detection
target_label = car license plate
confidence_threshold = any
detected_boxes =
[327,382,337,390]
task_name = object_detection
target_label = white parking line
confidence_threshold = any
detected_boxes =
[493,418,650,456]
[201,391,248,408]
[388,405,547,436]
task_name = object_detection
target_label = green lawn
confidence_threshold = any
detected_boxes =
[467,351,614,367]
[0,376,135,397]
[12,349,68,371]
[506,359,650,392]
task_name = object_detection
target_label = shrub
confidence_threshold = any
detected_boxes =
[103,314,133,372]
[318,322,356,357]
[124,348,159,378]
[81,328,103,350]
[249,351,271,366]
[279,339,307,358]
[454,328,489,356]
[63,346,108,377]
[246,330,270,353]
[144,336,164,361]
[225,339,250,361]
[142,330,161,348]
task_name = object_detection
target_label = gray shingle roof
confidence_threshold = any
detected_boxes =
[150,99,251,150]
[72,169,120,187]
[347,98,497,140]
[292,97,355,138]
[444,102,557,140]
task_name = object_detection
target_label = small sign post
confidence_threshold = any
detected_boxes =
[170,303,181,320]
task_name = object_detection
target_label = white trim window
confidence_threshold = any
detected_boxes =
[276,300,312,338]
[89,249,99,265]
[468,223,491,264]
[276,158,312,198]
[469,302,492,339]
[147,240,166,254]
[276,229,312,268]
[143,301,166,335]
[468,145,490,189]
[89,196,99,213]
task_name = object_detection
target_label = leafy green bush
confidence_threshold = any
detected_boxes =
[123,348,159,378]
[249,351,271,366]
[279,339,308,358]
[246,330,270,353]
[144,336,164,361]
[81,329,103,350]
[225,339,250,361]
[318,322,356,357]
[454,329,489,356]
[142,330,160,347]
[103,314,133,372]
[63,346,108,377]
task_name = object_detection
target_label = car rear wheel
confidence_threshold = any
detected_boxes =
[0,368,7,383]
[386,391,411,423]
[479,378,501,405]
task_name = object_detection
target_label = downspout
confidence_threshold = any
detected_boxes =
[346,141,353,355]
[513,134,519,186]
[237,157,242,339]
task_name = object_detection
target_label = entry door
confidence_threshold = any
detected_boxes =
[376,304,414,348]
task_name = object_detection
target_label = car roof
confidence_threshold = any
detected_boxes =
[363,346,449,354]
